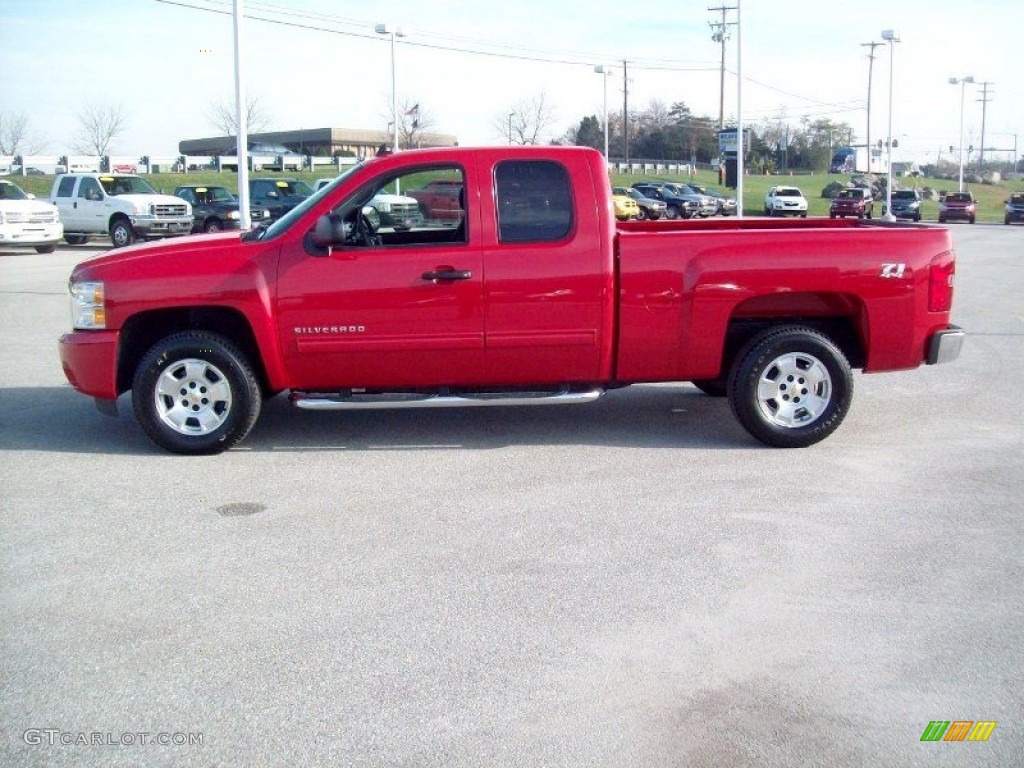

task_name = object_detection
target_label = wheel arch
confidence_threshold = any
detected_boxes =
[116,306,272,396]
[715,292,868,378]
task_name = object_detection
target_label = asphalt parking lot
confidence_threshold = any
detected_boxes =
[1,225,1021,767]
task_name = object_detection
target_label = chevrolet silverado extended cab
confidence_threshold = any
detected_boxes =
[50,173,192,247]
[59,146,963,455]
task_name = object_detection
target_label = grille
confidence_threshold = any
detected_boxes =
[5,211,58,224]
[390,202,420,217]
[152,204,189,217]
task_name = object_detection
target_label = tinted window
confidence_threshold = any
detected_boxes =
[57,177,76,197]
[495,160,572,243]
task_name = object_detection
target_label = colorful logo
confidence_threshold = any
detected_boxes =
[920,721,997,742]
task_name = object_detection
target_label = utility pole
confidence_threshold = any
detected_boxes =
[622,59,630,165]
[976,81,994,169]
[861,41,882,172]
[709,5,737,184]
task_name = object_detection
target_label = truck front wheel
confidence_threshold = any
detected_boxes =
[728,326,852,448]
[132,332,262,455]
[110,217,135,248]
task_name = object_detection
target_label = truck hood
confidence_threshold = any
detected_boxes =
[0,199,59,215]
[110,192,188,208]
[71,232,245,278]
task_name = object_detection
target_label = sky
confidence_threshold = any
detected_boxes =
[1,0,1021,166]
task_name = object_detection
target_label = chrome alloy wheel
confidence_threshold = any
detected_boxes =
[756,352,832,428]
[154,358,233,435]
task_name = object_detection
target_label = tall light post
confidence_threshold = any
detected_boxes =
[735,0,743,218]
[880,29,900,221]
[375,23,405,153]
[948,75,975,192]
[593,65,614,162]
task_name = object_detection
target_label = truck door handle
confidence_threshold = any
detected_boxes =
[421,269,472,281]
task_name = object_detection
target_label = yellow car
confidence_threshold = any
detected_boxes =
[611,189,640,220]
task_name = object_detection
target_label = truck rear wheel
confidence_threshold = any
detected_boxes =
[728,326,852,448]
[110,217,135,248]
[132,332,262,455]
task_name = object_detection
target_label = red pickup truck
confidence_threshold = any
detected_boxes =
[59,146,963,455]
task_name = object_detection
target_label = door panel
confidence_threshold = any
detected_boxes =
[478,155,609,385]
[276,162,485,390]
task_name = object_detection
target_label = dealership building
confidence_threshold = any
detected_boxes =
[179,127,458,158]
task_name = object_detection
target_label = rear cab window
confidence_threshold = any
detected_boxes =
[494,160,573,243]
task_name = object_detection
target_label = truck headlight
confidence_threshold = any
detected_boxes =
[227,210,241,220]
[375,201,392,212]
[70,280,105,329]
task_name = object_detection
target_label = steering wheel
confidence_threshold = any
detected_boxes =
[347,207,381,247]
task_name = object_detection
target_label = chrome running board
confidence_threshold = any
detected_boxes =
[290,388,606,411]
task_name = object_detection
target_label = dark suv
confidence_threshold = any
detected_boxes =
[938,192,976,224]
[248,178,314,221]
[1005,193,1024,225]
[174,185,271,233]
[631,182,698,219]
[888,189,923,221]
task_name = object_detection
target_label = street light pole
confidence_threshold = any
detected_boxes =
[948,75,975,192]
[375,23,405,153]
[593,65,614,163]
[880,29,900,221]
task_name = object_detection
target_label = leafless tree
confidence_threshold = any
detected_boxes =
[207,94,272,148]
[0,111,47,156]
[494,92,558,145]
[73,103,127,156]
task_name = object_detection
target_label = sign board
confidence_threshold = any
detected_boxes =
[718,128,751,154]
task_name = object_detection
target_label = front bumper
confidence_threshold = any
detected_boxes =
[129,215,194,238]
[0,222,63,247]
[927,325,965,365]
[59,329,120,399]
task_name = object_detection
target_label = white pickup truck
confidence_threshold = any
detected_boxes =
[0,179,63,253]
[50,173,193,247]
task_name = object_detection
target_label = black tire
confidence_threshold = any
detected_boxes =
[109,216,135,248]
[969,216,975,224]
[204,218,223,233]
[64,234,88,245]
[635,207,648,221]
[35,245,57,254]
[132,332,262,455]
[1005,217,1011,225]
[938,215,946,224]
[728,326,853,448]
[665,205,680,220]
[914,212,921,222]
[692,379,728,397]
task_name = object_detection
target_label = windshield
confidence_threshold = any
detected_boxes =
[99,176,158,196]
[274,180,314,197]
[196,187,235,203]
[892,191,917,200]
[252,164,361,242]
[776,188,803,197]
[1011,194,1024,204]
[0,182,29,200]
[946,193,972,203]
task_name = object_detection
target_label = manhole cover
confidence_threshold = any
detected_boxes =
[216,502,266,517]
